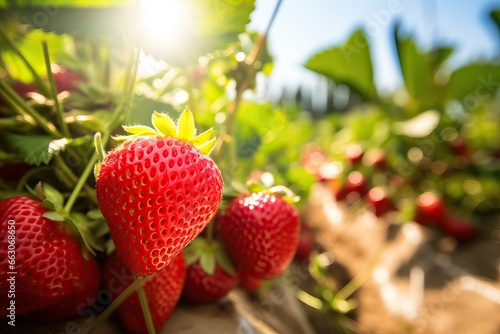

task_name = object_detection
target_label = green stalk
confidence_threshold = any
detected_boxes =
[212,0,284,168]
[0,80,62,137]
[42,41,70,137]
[135,274,156,334]
[64,152,98,212]
[85,276,151,334]
[53,155,98,204]
[109,46,139,129]
[0,115,35,132]
[0,26,50,96]
[335,244,384,301]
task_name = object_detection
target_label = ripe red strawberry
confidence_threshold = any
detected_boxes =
[102,251,186,334]
[28,254,100,321]
[219,192,300,279]
[182,237,238,303]
[414,192,447,226]
[367,187,393,217]
[0,196,94,317]
[364,148,387,170]
[294,224,314,262]
[335,171,368,202]
[345,143,364,165]
[239,274,263,293]
[96,109,223,276]
[441,217,476,241]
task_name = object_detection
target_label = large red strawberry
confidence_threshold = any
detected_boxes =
[28,254,100,321]
[182,237,238,303]
[0,196,96,317]
[102,251,186,333]
[96,108,223,276]
[219,192,300,279]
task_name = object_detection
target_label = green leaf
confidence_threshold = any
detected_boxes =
[151,111,176,137]
[3,133,63,165]
[0,29,69,83]
[192,128,214,146]
[122,125,158,136]
[177,107,195,140]
[446,63,500,101]
[42,211,65,222]
[42,183,65,209]
[199,252,215,275]
[490,9,500,31]
[304,28,376,100]
[196,137,216,155]
[393,24,444,111]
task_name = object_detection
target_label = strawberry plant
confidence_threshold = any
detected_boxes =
[0,1,498,333]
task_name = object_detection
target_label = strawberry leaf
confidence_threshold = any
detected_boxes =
[151,111,176,137]
[3,134,66,166]
[199,252,216,275]
[177,107,195,140]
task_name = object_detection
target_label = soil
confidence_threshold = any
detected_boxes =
[303,182,500,334]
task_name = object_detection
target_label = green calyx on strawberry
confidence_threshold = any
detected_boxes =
[29,182,106,256]
[96,107,223,277]
[219,188,300,280]
[182,236,238,303]
[102,251,186,333]
[0,196,100,317]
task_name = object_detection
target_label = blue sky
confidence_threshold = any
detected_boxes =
[247,0,499,95]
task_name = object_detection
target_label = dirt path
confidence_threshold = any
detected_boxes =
[303,183,500,334]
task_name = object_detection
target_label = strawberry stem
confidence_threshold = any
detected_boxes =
[64,152,98,212]
[42,41,70,138]
[335,243,384,301]
[0,79,62,137]
[53,155,98,204]
[109,46,139,129]
[135,273,157,334]
[85,276,152,334]
[212,0,284,172]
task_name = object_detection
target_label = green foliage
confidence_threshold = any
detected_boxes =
[2,134,69,165]
[1,29,69,82]
[446,64,500,100]
[305,28,376,101]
